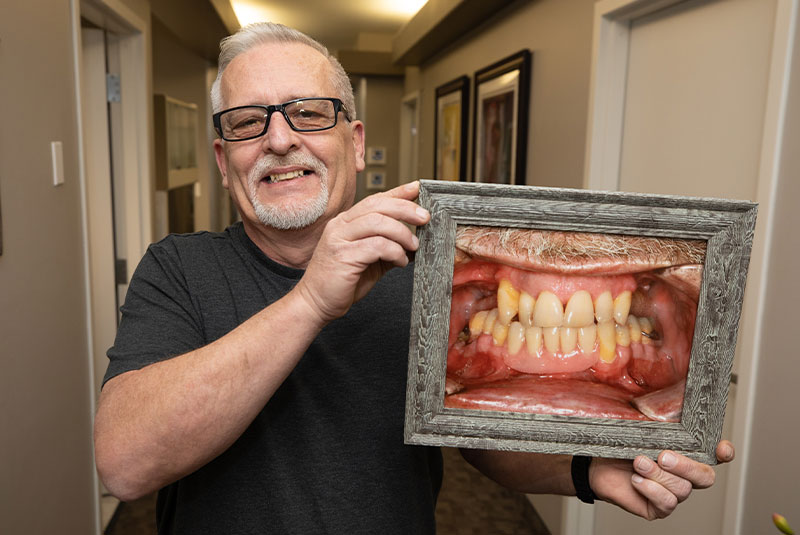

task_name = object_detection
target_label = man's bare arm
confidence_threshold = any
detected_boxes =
[95,182,430,501]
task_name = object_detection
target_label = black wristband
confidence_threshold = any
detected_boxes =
[571,455,597,504]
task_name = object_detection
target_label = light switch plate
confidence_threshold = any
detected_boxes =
[51,141,64,186]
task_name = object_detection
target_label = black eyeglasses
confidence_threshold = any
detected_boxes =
[213,97,350,141]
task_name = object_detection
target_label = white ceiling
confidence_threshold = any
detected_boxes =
[229,0,427,52]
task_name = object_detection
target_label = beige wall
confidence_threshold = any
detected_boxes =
[152,16,221,232]
[415,0,595,187]
[0,1,96,533]
[740,3,800,527]
[356,75,405,202]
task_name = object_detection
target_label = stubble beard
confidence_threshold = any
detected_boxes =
[247,152,329,230]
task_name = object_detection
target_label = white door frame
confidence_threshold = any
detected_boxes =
[399,91,420,183]
[70,1,152,532]
[582,1,798,534]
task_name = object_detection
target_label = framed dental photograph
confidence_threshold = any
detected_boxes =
[472,50,530,185]
[434,76,469,181]
[404,180,757,463]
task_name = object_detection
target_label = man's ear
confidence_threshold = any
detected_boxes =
[351,121,366,173]
[213,139,229,189]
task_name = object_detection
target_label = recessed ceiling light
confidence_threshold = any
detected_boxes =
[230,1,281,27]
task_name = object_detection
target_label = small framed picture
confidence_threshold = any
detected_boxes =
[434,75,469,181]
[366,146,387,165]
[366,171,386,191]
[405,180,757,463]
[472,50,531,185]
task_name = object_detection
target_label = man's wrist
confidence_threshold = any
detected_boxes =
[571,455,598,504]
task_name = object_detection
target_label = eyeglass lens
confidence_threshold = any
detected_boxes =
[220,99,337,139]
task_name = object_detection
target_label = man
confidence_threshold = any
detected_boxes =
[94,22,734,533]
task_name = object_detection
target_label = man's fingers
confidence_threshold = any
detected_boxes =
[656,450,716,489]
[629,474,678,519]
[716,440,735,463]
[381,180,421,200]
[632,455,694,503]
[329,211,420,253]
[340,182,430,226]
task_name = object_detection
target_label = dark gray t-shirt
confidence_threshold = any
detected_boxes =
[106,223,442,534]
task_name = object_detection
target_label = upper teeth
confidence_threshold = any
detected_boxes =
[269,169,305,182]
[468,279,656,362]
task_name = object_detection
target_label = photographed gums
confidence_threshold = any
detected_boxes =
[444,225,707,423]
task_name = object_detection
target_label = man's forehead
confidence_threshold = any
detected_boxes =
[221,42,334,103]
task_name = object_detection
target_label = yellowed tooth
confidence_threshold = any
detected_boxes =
[564,290,594,327]
[639,316,653,345]
[533,291,564,327]
[518,291,535,327]
[578,325,597,352]
[526,326,542,354]
[469,310,488,339]
[614,290,632,325]
[594,291,613,323]
[482,308,498,334]
[497,279,520,326]
[598,320,617,362]
[544,326,560,353]
[492,321,509,346]
[627,315,642,343]
[560,327,578,353]
[615,323,631,347]
[507,322,525,355]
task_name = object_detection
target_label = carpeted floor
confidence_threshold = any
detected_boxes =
[106,447,549,534]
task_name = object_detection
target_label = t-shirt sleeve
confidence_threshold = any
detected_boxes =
[103,239,206,386]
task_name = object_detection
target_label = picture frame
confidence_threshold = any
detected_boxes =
[434,75,469,181]
[404,180,757,463]
[366,171,386,191]
[366,146,387,165]
[472,50,531,185]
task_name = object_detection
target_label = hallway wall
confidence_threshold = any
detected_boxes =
[151,16,221,234]
[414,0,596,188]
[0,1,97,533]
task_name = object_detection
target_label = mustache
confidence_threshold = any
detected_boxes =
[455,226,707,274]
[247,152,327,185]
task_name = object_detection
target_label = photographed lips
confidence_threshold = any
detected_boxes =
[444,226,706,422]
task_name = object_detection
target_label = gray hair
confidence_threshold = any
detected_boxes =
[210,22,355,120]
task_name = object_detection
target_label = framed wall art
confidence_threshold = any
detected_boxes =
[472,50,531,185]
[434,75,469,181]
[366,171,386,191]
[366,146,387,165]
[405,180,757,463]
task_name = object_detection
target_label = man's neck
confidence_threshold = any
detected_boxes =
[241,219,325,269]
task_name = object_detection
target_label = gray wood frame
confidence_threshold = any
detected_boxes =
[405,180,757,463]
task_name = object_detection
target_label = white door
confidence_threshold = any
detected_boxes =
[583,0,795,534]
[81,26,122,399]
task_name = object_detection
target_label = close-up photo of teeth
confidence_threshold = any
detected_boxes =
[445,225,706,423]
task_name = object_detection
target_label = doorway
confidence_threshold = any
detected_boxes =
[74,0,152,532]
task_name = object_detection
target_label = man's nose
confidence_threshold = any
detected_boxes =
[261,110,299,154]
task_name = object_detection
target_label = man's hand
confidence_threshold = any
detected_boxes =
[590,440,735,520]
[294,181,430,324]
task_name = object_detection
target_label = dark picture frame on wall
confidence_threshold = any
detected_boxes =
[434,76,469,181]
[472,50,531,185]
[404,180,757,463]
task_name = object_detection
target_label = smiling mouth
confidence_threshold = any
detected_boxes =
[265,169,313,184]
[444,226,706,423]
